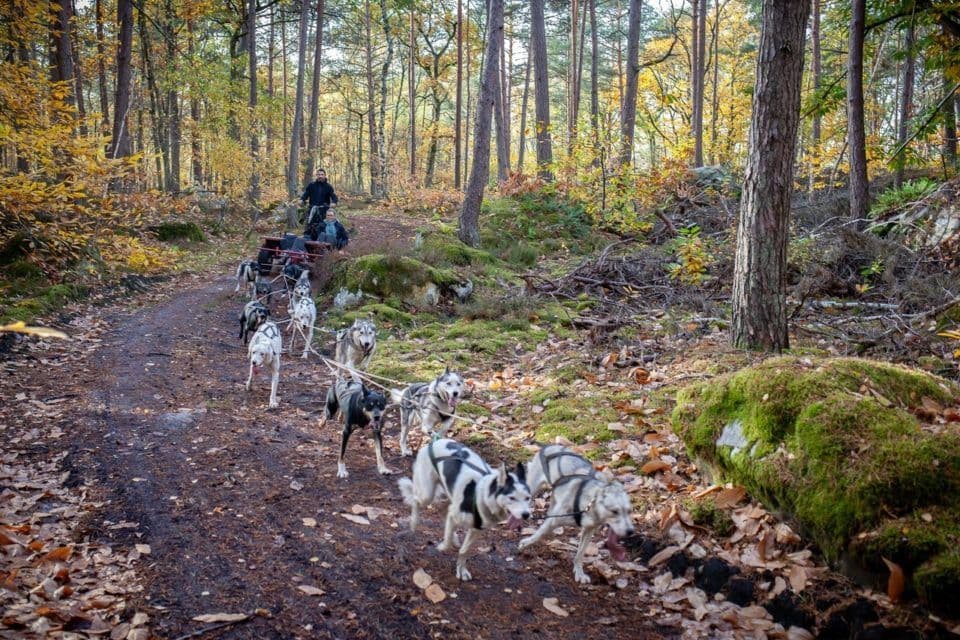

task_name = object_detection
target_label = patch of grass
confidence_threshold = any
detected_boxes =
[534,394,626,444]
[684,498,735,537]
[0,283,87,324]
[671,356,960,615]
[327,303,417,328]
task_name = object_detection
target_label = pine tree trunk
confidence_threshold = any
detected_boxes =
[69,0,87,133]
[96,0,110,130]
[492,8,509,184]
[731,0,810,352]
[619,0,641,165]
[49,0,75,103]
[530,0,553,179]
[266,5,274,159]
[247,0,259,203]
[139,7,170,189]
[518,48,531,170]
[847,0,869,223]
[286,0,310,199]
[363,0,381,197]
[945,73,958,169]
[165,0,180,193]
[109,0,134,178]
[810,0,821,147]
[188,20,203,186]
[459,0,503,246]
[464,0,472,185]
[454,0,463,187]
[894,21,915,188]
[567,0,578,151]
[377,0,393,197]
[304,0,325,184]
[691,0,706,168]
[589,0,599,155]
[410,10,417,179]
[708,0,720,164]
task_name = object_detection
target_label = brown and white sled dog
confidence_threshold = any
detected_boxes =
[398,439,531,581]
[390,369,465,457]
[334,318,376,375]
[287,296,316,359]
[246,321,282,408]
[321,378,390,479]
[519,445,635,584]
[235,260,258,299]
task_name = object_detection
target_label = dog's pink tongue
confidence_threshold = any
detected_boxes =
[507,515,523,531]
[604,529,628,562]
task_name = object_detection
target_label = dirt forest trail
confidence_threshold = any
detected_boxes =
[35,215,674,639]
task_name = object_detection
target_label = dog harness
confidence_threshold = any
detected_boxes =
[538,448,592,488]
[427,441,490,477]
[548,472,601,527]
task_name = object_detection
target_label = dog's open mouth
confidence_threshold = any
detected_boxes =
[506,515,523,531]
[252,365,262,375]
[604,529,628,562]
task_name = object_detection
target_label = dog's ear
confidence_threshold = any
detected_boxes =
[443,363,450,375]
[497,463,507,486]
[514,461,526,483]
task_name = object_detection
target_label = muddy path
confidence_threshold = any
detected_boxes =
[47,218,675,639]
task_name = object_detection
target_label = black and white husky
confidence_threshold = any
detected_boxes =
[238,300,270,345]
[390,369,465,457]
[321,378,390,479]
[398,439,532,581]
[335,318,377,375]
[519,445,635,584]
[234,260,258,299]
[287,296,316,359]
[245,321,282,409]
[291,271,311,308]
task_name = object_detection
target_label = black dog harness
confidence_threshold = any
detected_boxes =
[428,441,494,529]
[547,472,601,527]
[538,447,592,487]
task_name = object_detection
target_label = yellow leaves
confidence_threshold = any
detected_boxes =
[0,322,68,339]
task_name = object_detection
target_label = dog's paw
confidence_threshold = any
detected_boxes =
[400,448,413,457]
[456,566,472,581]
[268,400,279,409]
[378,466,394,475]
[436,541,450,552]
[518,537,532,551]
[574,568,591,584]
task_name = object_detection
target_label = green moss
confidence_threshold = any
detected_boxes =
[332,303,415,327]
[417,231,498,267]
[685,498,735,537]
[671,356,960,611]
[153,221,205,242]
[0,283,87,324]
[332,253,462,300]
[914,551,960,616]
[535,395,623,444]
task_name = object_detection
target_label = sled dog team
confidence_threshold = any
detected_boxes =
[234,259,636,584]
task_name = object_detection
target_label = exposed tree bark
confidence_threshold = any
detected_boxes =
[266,5,275,159]
[619,0,641,164]
[49,0,75,104]
[530,0,553,179]
[691,0,706,167]
[165,0,180,192]
[518,48,531,170]
[363,0,382,197]
[247,0,259,202]
[281,8,289,147]
[188,20,203,186]
[459,0,503,246]
[570,0,587,154]
[731,0,810,352]
[708,0,721,163]
[69,0,87,133]
[567,0,578,150]
[847,0,869,222]
[589,0,599,154]
[409,9,417,178]
[109,0,134,178]
[504,16,513,167]
[286,0,310,199]
[810,0,821,147]
[894,20,915,188]
[455,0,463,187]
[464,0,472,184]
[377,0,394,196]
[305,0,325,183]
[945,66,958,169]
[492,1,509,183]
[140,18,165,190]
[96,0,109,129]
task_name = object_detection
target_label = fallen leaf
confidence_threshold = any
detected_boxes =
[135,544,151,555]
[881,557,904,603]
[424,583,446,603]
[542,597,569,617]
[302,518,317,528]
[340,513,370,525]
[297,585,325,596]
[714,486,746,509]
[131,612,149,626]
[628,367,651,385]
[788,565,807,592]
[647,545,680,567]
[601,352,619,368]
[191,613,249,623]
[641,459,671,475]
[40,546,72,563]
[289,480,304,491]
[413,569,433,590]
[920,512,933,523]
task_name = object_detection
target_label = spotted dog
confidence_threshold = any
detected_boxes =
[245,320,282,408]
[321,378,390,479]
[518,445,635,584]
[334,318,376,377]
[398,439,532,581]
[287,296,317,359]
[234,260,258,299]
[390,369,465,457]
[238,300,270,345]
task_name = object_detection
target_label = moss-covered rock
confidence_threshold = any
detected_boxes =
[153,221,205,242]
[671,356,960,614]
[332,253,464,304]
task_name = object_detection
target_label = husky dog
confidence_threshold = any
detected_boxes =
[398,439,532,581]
[524,443,595,496]
[335,318,377,375]
[518,449,635,584]
[287,296,317,359]
[235,260,258,299]
[390,369,465,457]
[238,300,270,345]
[245,321,282,408]
[282,262,305,287]
[291,271,311,307]
[255,279,274,305]
[321,378,390,479]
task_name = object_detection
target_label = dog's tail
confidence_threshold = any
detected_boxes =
[397,477,415,506]
[389,388,404,405]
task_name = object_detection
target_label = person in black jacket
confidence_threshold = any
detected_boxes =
[300,169,339,240]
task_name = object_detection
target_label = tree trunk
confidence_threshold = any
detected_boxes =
[464,0,472,185]
[286,0,310,198]
[425,93,442,186]
[708,0,720,164]
[530,0,553,179]
[281,9,289,149]
[96,0,109,130]
[139,7,169,190]
[410,10,417,178]
[894,21,915,188]
[454,0,463,187]
[691,0,706,167]
[363,0,382,197]
[166,0,180,193]
[247,0,259,202]
[810,0,821,147]
[589,0,599,154]
[376,0,393,197]
[109,0,133,171]
[570,0,587,154]
[459,0,503,246]
[492,4,509,183]
[188,20,203,186]
[567,0,578,150]
[518,49,531,170]
[619,0,641,165]
[847,0,869,222]
[49,0,75,104]
[69,0,87,133]
[945,73,958,169]
[305,0,325,183]
[731,0,810,352]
